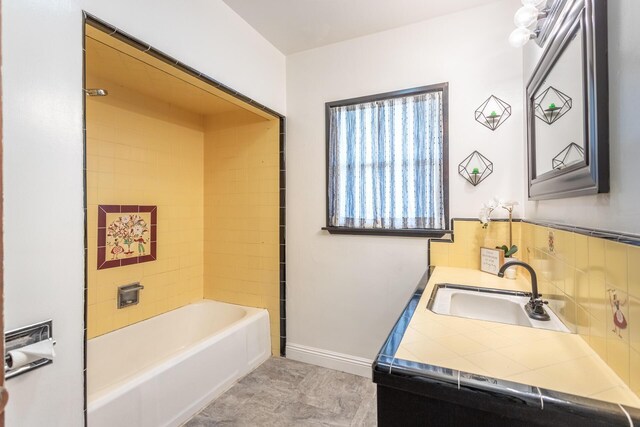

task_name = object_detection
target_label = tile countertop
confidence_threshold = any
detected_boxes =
[393,266,640,409]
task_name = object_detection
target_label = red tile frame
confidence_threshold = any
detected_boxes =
[97,205,157,270]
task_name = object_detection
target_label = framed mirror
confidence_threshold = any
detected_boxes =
[526,0,608,200]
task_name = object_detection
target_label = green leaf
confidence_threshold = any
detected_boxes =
[496,244,518,257]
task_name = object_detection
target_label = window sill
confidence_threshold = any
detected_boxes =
[322,227,451,238]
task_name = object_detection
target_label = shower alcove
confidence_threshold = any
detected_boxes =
[83,17,284,426]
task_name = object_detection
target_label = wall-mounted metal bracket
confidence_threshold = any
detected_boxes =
[118,282,144,309]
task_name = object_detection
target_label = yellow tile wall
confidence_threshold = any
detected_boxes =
[86,79,204,338]
[429,219,522,270]
[203,111,281,356]
[432,218,640,398]
[520,223,640,397]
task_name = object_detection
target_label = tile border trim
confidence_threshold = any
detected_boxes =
[96,205,157,270]
[522,219,640,247]
[279,116,286,357]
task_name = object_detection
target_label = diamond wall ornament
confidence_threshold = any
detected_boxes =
[534,86,572,125]
[552,142,585,170]
[474,95,512,130]
[458,151,493,186]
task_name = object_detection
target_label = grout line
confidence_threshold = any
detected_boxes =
[618,404,633,427]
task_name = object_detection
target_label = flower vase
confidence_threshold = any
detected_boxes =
[503,256,518,279]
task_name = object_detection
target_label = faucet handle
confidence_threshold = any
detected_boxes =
[526,298,551,321]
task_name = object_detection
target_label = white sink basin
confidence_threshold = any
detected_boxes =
[428,284,570,333]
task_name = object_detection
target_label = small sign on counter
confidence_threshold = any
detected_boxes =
[480,247,504,275]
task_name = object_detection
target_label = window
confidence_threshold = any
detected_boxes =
[325,84,449,236]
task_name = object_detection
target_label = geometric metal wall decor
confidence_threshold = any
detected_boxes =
[552,142,585,170]
[474,95,512,130]
[458,150,493,186]
[534,86,572,125]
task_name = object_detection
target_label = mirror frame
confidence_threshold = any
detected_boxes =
[526,0,608,200]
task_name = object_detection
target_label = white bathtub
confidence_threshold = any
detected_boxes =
[87,300,271,427]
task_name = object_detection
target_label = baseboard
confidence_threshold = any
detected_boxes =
[285,343,373,378]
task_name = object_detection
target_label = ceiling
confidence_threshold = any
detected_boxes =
[222,0,501,54]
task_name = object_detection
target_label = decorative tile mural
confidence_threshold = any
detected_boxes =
[608,288,628,339]
[97,205,157,270]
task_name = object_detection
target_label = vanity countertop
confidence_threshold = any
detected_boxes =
[374,266,640,426]
[398,266,640,407]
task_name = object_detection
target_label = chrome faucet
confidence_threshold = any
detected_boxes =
[498,261,550,321]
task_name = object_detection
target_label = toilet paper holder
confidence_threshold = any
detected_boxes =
[4,320,55,380]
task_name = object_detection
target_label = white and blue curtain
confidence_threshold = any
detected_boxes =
[328,91,445,229]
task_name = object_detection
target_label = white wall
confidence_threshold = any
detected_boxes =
[286,0,523,371]
[523,0,640,235]
[2,1,284,426]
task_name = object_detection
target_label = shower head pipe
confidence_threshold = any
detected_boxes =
[85,88,108,96]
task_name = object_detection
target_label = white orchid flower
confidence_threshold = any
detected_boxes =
[500,200,519,213]
[487,196,499,209]
[479,201,496,228]
[479,207,489,224]
[479,196,519,228]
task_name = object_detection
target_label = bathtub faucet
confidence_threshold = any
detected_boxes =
[498,261,550,321]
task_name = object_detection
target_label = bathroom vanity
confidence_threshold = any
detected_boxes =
[373,266,640,426]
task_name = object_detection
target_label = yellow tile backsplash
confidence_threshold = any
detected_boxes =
[631,296,640,353]
[632,348,640,396]
[629,245,640,298]
[429,220,522,271]
[605,241,628,292]
[429,219,640,400]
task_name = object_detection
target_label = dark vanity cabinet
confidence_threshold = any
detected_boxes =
[373,269,640,427]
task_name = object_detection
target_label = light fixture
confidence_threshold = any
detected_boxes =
[509,0,552,48]
[509,28,537,48]
[514,5,547,28]
[521,0,546,7]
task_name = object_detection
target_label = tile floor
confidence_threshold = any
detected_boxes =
[184,357,377,426]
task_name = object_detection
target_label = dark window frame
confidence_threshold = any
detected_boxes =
[324,83,450,238]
